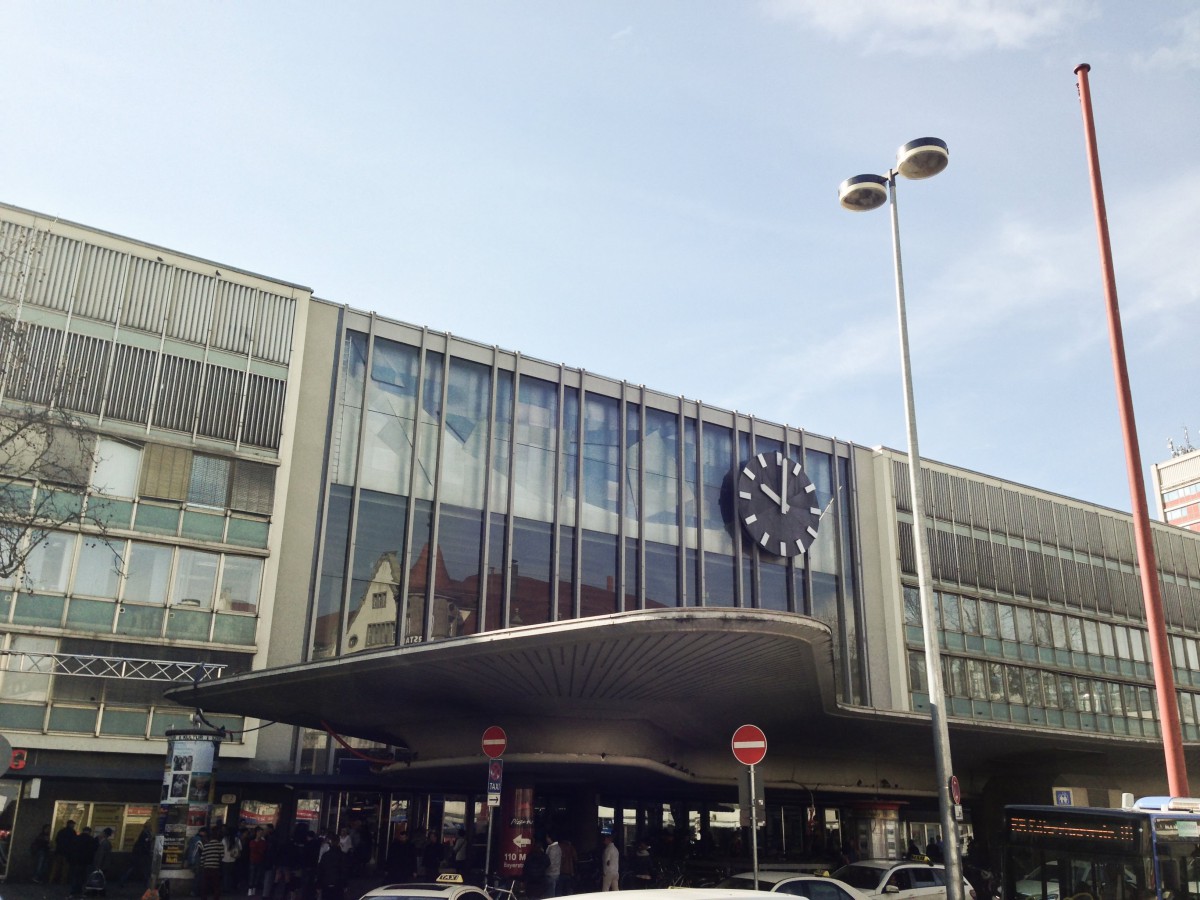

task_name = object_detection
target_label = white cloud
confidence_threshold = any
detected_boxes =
[762,0,1093,57]
[1137,10,1200,70]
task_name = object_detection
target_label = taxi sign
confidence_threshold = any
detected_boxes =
[435,874,465,884]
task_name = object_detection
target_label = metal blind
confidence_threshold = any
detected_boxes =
[230,460,274,515]
[187,454,231,507]
[139,444,191,501]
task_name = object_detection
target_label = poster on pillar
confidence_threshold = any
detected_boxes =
[499,786,534,877]
[158,734,220,878]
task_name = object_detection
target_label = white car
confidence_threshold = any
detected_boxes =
[357,875,491,900]
[570,890,781,900]
[718,870,873,900]
[832,860,976,900]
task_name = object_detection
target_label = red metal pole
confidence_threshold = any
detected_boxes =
[1074,62,1189,797]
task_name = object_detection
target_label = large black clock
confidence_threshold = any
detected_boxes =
[736,452,823,558]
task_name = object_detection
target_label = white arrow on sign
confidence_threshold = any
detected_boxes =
[513,834,532,849]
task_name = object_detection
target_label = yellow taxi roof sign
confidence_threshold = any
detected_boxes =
[435,874,465,884]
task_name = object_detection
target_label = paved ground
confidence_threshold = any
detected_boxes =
[0,877,392,900]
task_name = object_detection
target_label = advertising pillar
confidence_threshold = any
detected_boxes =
[152,729,223,890]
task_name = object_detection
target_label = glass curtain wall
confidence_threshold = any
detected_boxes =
[313,325,865,701]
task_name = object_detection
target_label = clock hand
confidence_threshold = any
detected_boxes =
[759,483,784,508]
[779,460,789,515]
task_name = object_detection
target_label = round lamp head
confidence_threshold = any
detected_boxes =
[896,137,948,180]
[838,174,889,212]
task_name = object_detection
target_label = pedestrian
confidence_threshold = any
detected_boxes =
[316,834,347,900]
[49,819,77,885]
[627,841,653,890]
[420,830,442,878]
[544,833,562,899]
[261,823,284,900]
[188,828,209,897]
[121,823,153,888]
[558,838,577,896]
[247,826,267,896]
[452,828,468,872]
[94,828,115,879]
[201,826,227,900]
[68,825,99,898]
[223,825,243,893]
[386,830,417,883]
[522,843,549,900]
[30,823,52,883]
[601,833,619,892]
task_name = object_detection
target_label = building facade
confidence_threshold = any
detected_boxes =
[1154,441,1200,533]
[3,204,1200,880]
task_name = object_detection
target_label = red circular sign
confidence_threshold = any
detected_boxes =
[482,725,507,759]
[732,724,767,766]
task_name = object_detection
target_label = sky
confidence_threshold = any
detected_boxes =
[4,1,1197,515]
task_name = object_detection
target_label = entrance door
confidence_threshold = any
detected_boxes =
[0,780,21,880]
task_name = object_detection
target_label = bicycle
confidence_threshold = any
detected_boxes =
[486,876,523,900]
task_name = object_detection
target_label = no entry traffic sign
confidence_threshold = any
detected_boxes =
[732,724,767,766]
[482,725,507,759]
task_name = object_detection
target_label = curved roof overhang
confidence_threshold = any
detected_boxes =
[170,608,837,754]
[169,608,1197,797]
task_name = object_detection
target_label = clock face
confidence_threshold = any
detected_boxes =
[736,452,823,558]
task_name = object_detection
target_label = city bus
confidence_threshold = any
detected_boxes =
[1001,798,1200,900]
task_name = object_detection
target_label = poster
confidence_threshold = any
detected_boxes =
[499,786,534,877]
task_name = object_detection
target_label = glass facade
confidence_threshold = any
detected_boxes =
[894,455,1200,739]
[311,322,867,703]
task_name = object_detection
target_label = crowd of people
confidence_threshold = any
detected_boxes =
[31,818,151,897]
[187,820,375,900]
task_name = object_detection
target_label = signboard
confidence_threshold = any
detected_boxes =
[487,758,503,807]
[499,786,534,877]
[732,724,767,766]
[482,726,507,759]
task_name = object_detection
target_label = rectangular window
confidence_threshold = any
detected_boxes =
[1083,619,1100,654]
[217,556,262,613]
[1016,606,1034,643]
[172,549,219,608]
[91,438,141,498]
[1065,618,1084,652]
[24,532,75,592]
[74,538,125,599]
[2,634,55,701]
[961,596,979,635]
[1051,613,1068,649]
[980,601,999,638]
[139,444,190,501]
[230,460,275,515]
[124,542,173,604]
[188,455,231,508]
[998,605,1017,641]
[942,593,961,633]
[903,586,922,626]
[1034,611,1052,646]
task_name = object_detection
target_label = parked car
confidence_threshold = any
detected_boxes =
[718,870,873,900]
[570,891,780,900]
[832,860,976,900]
[358,874,491,900]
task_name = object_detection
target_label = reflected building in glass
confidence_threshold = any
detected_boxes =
[310,311,866,699]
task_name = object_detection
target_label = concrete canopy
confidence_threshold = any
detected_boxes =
[169,608,1192,798]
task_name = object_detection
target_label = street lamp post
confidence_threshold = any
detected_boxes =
[839,138,964,900]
